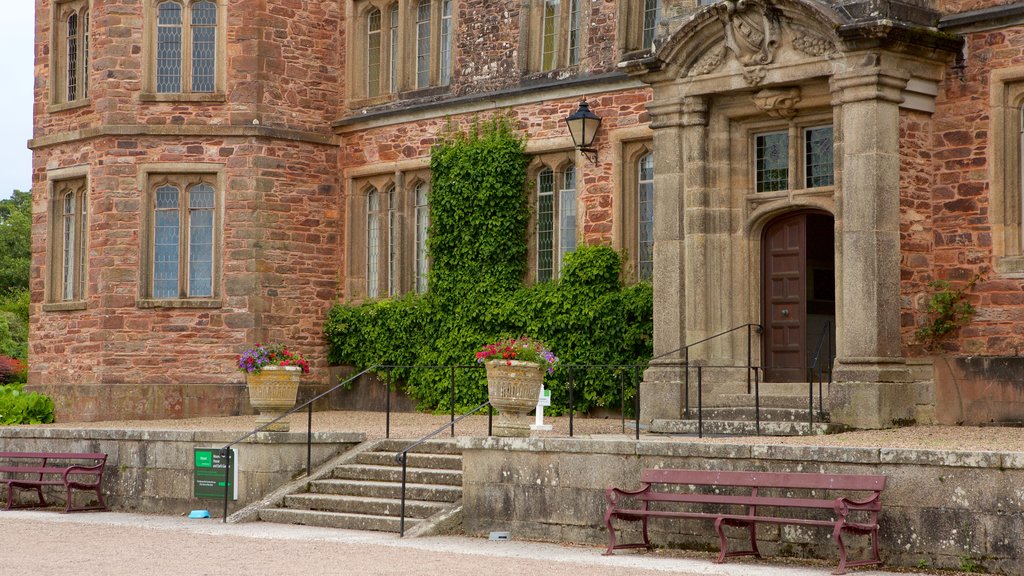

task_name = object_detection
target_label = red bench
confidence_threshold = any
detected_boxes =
[604,468,886,575]
[0,452,107,513]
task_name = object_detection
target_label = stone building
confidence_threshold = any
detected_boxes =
[28,0,1024,427]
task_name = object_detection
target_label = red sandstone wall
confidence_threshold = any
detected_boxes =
[900,25,1024,357]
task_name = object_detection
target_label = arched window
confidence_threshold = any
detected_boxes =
[153,0,221,95]
[55,4,90,104]
[389,4,399,92]
[146,174,220,300]
[367,188,381,298]
[638,152,654,281]
[66,13,79,101]
[153,184,181,298]
[387,185,398,296]
[188,183,215,297]
[414,183,430,293]
[536,164,576,281]
[367,8,383,97]
[416,0,432,88]
[49,178,88,304]
[642,0,660,49]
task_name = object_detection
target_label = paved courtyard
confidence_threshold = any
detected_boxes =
[0,510,956,576]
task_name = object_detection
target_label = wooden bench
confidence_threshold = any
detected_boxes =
[0,452,107,513]
[604,469,886,575]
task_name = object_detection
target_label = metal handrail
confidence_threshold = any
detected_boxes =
[806,321,834,425]
[218,365,378,522]
[651,323,762,419]
[394,400,492,537]
[378,364,485,439]
[560,363,644,440]
[692,363,763,438]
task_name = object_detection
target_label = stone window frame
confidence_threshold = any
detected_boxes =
[990,68,1024,275]
[138,165,224,308]
[141,0,227,102]
[523,0,588,74]
[527,152,577,283]
[348,0,456,104]
[346,169,431,300]
[50,0,90,111]
[43,166,90,311]
[618,0,660,54]
[619,140,655,282]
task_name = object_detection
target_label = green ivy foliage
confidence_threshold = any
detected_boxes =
[324,116,653,414]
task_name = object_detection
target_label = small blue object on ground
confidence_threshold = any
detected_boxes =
[188,509,211,519]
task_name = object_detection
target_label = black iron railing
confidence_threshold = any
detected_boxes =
[807,320,834,424]
[393,400,492,537]
[218,365,379,522]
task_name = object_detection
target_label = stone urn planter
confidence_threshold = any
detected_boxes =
[246,365,301,432]
[485,359,544,437]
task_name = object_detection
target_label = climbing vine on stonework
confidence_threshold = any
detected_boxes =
[915,275,980,350]
[324,115,653,413]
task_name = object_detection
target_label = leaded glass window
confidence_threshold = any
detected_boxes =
[642,0,660,49]
[156,2,183,93]
[558,166,577,271]
[541,0,559,71]
[66,14,79,102]
[537,169,555,282]
[188,184,214,297]
[755,132,789,193]
[638,152,654,281]
[61,192,77,301]
[389,4,399,92]
[567,0,580,66]
[416,0,431,88]
[414,183,430,294]
[367,8,382,97]
[154,185,181,298]
[367,188,381,298]
[804,126,834,188]
[83,11,90,98]
[387,186,398,296]
[191,1,217,93]
[53,179,88,303]
[440,0,453,85]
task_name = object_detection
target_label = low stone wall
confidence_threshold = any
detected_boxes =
[0,427,364,515]
[935,356,1024,425]
[460,437,1024,575]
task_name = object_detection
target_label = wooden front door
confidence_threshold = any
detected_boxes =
[762,213,808,382]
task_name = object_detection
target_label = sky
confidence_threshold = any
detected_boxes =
[0,3,35,201]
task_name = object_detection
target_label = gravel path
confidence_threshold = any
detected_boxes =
[25,410,1024,452]
[0,510,940,576]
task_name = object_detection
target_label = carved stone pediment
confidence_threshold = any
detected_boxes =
[718,0,781,70]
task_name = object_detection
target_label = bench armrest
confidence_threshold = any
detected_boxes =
[833,492,881,518]
[606,484,650,509]
[63,462,105,485]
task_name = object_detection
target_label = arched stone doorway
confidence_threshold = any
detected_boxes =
[761,211,835,382]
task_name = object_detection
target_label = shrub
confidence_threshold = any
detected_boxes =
[0,384,55,425]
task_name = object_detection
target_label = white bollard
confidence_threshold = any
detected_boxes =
[530,386,553,431]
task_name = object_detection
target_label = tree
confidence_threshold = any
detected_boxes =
[0,190,31,293]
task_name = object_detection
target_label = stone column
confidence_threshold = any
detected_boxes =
[828,66,915,428]
[641,96,707,421]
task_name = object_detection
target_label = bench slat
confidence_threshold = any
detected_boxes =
[640,491,869,511]
[0,452,106,461]
[640,469,886,491]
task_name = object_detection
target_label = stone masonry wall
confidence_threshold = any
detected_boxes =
[899,25,1024,357]
[462,437,1024,575]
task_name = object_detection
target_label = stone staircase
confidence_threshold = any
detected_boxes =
[651,382,839,436]
[258,438,463,534]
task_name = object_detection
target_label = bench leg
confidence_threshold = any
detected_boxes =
[6,482,47,510]
[832,524,882,575]
[603,512,653,556]
[713,517,760,564]
[62,482,107,513]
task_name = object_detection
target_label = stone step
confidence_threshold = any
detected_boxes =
[283,493,447,519]
[310,478,462,503]
[259,507,415,533]
[356,451,463,470]
[374,438,463,455]
[650,419,837,436]
[692,406,826,423]
[710,392,828,409]
[331,463,463,486]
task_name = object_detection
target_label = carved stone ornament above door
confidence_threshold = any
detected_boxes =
[719,0,781,84]
[752,87,801,118]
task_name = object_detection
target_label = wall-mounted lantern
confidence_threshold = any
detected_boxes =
[565,99,602,164]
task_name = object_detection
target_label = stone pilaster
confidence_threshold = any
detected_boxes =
[641,97,706,421]
[828,66,914,428]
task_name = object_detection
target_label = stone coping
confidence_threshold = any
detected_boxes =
[0,427,365,445]
[458,436,1024,470]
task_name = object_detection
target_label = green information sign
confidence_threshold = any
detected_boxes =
[193,447,237,500]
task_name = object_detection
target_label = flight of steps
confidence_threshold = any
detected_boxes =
[258,438,463,533]
[651,382,839,436]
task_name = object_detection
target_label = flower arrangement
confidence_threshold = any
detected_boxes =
[237,343,310,374]
[475,336,559,374]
